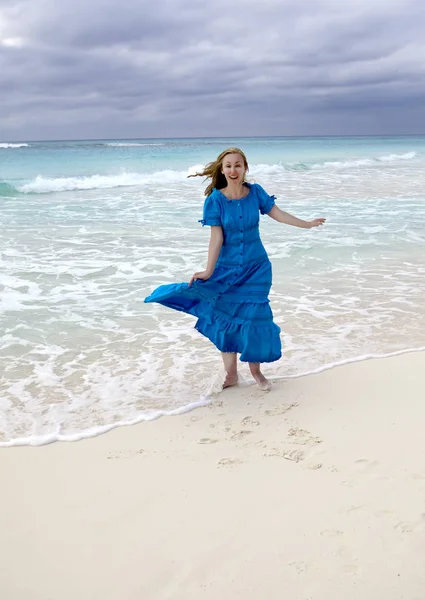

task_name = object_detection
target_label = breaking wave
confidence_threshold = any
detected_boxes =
[0,143,29,149]
[3,151,420,195]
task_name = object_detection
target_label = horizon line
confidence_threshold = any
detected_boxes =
[2,133,425,144]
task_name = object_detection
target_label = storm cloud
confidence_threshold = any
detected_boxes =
[1,0,425,140]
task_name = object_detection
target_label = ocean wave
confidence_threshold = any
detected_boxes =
[253,152,418,173]
[378,152,417,162]
[0,181,19,196]
[0,142,29,149]
[312,152,417,170]
[313,158,375,169]
[5,150,421,195]
[16,169,195,193]
[104,142,165,147]
[250,163,286,175]
[187,164,206,175]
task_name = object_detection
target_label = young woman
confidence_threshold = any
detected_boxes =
[145,148,325,390]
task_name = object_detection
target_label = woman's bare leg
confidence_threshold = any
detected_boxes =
[249,362,271,391]
[221,352,238,388]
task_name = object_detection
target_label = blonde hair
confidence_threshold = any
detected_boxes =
[187,147,249,197]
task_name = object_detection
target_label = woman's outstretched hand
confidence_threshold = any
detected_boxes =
[307,218,326,228]
[189,270,212,286]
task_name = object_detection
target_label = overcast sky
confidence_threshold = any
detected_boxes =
[1,0,425,140]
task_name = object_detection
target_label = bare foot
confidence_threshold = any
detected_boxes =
[249,363,271,391]
[223,372,238,389]
[253,373,271,391]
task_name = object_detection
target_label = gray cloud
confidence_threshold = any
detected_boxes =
[1,0,425,140]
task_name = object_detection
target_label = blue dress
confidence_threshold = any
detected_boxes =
[144,183,282,363]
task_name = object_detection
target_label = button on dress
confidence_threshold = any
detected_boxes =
[144,183,282,363]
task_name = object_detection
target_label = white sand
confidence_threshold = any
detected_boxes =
[1,351,425,599]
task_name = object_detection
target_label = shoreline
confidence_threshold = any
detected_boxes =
[1,344,425,448]
[1,350,425,599]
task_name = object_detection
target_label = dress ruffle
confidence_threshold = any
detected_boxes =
[144,260,282,363]
[195,310,281,363]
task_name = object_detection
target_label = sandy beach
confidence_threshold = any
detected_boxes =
[1,350,425,599]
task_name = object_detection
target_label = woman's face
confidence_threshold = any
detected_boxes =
[221,153,247,185]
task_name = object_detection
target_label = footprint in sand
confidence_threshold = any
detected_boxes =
[190,415,202,422]
[263,447,305,462]
[395,521,413,534]
[263,447,281,457]
[346,504,368,514]
[354,458,380,469]
[230,430,253,441]
[283,449,305,463]
[106,449,145,460]
[241,416,260,427]
[217,457,243,469]
[264,403,299,417]
[289,561,308,574]
[288,427,310,437]
[305,462,323,470]
[107,452,122,460]
[394,516,425,534]
[288,427,322,446]
[210,399,224,408]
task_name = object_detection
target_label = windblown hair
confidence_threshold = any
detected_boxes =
[187,147,249,197]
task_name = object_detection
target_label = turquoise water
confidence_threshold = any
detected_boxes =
[1,136,425,445]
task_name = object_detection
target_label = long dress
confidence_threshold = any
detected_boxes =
[144,183,282,363]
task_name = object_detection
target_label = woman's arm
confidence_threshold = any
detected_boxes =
[267,205,325,229]
[189,226,223,285]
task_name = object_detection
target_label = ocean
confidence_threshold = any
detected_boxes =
[1,136,425,446]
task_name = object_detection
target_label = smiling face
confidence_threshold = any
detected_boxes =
[221,153,248,186]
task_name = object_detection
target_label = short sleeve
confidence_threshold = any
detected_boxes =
[255,184,276,215]
[198,192,221,227]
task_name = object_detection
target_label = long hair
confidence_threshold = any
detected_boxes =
[187,147,249,197]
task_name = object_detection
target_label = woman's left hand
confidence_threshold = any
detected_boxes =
[307,218,326,228]
[189,270,212,286]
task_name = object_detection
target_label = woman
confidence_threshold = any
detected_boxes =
[144,148,325,390]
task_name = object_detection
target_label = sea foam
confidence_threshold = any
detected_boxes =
[17,170,194,193]
[0,142,29,149]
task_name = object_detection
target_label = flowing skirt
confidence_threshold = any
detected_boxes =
[144,259,281,363]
